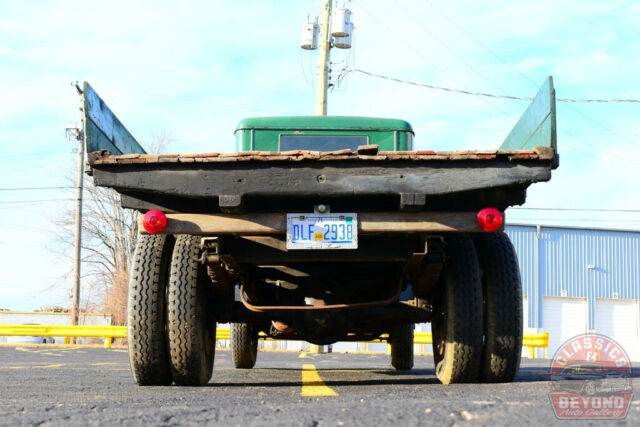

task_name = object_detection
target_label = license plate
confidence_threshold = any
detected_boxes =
[286,213,358,249]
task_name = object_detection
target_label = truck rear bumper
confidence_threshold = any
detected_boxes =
[138,211,501,235]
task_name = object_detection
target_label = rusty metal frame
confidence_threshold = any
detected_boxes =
[238,279,403,312]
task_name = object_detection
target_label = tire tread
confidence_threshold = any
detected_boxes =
[127,234,173,386]
[167,235,214,386]
[231,323,258,369]
[476,232,523,383]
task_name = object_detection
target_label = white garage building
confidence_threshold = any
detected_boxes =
[506,225,640,361]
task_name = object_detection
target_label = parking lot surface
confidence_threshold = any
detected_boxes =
[0,345,637,426]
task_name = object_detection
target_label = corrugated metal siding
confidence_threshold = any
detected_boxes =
[591,230,640,300]
[505,225,640,331]
[505,226,538,329]
[540,228,593,299]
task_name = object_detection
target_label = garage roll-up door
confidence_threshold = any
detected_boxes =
[543,297,587,358]
[596,299,640,361]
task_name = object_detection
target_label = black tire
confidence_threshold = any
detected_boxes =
[231,323,258,369]
[431,235,483,384]
[127,234,174,386]
[390,323,414,371]
[475,232,522,383]
[167,235,215,386]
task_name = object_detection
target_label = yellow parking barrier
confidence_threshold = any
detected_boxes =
[0,325,126,349]
[216,328,230,340]
[376,331,548,357]
[522,332,549,359]
[414,332,433,344]
[2,325,549,356]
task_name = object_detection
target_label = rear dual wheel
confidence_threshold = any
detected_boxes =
[390,323,414,371]
[430,233,523,384]
[167,235,216,386]
[231,323,259,369]
[127,234,174,386]
[475,232,523,383]
[431,235,483,384]
[128,234,216,387]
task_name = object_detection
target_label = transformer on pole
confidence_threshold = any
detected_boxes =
[301,1,354,116]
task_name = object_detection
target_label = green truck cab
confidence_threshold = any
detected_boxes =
[235,116,414,152]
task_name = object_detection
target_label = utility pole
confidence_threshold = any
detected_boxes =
[67,88,85,333]
[316,0,332,116]
[71,131,84,328]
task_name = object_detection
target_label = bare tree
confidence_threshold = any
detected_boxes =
[51,132,174,324]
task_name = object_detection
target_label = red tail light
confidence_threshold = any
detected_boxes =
[142,209,167,234]
[477,207,503,232]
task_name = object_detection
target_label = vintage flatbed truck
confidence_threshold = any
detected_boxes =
[79,77,557,386]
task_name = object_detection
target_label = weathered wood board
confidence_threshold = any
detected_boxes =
[500,76,556,150]
[92,157,552,212]
[83,82,146,155]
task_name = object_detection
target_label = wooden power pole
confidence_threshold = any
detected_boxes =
[67,91,85,333]
[315,0,332,116]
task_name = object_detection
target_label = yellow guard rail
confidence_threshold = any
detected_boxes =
[1,325,549,357]
[0,324,127,348]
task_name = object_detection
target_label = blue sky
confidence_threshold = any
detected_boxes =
[1,1,639,310]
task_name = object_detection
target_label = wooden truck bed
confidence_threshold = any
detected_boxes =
[88,146,556,215]
[80,77,557,233]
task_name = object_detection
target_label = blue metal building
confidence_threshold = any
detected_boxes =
[505,224,640,360]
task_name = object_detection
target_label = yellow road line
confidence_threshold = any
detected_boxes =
[301,364,338,397]
[92,362,117,366]
[14,346,83,354]
[34,364,65,369]
[298,352,307,358]
[312,369,384,374]
[4,363,66,369]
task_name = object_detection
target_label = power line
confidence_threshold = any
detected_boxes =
[423,0,542,90]
[349,69,532,101]
[393,0,517,102]
[507,218,640,223]
[0,150,69,158]
[420,0,640,155]
[0,186,74,191]
[511,207,640,213]
[348,68,640,103]
[351,0,520,122]
[0,198,75,204]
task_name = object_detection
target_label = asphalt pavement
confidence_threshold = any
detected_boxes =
[0,344,637,426]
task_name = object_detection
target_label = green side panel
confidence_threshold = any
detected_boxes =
[83,82,146,155]
[235,116,413,152]
[500,76,556,150]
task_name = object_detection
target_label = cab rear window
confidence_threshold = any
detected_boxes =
[280,135,367,151]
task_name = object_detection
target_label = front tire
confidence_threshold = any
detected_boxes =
[431,235,483,384]
[167,235,215,386]
[127,234,174,386]
[475,232,523,383]
[390,323,414,371]
[231,323,258,369]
